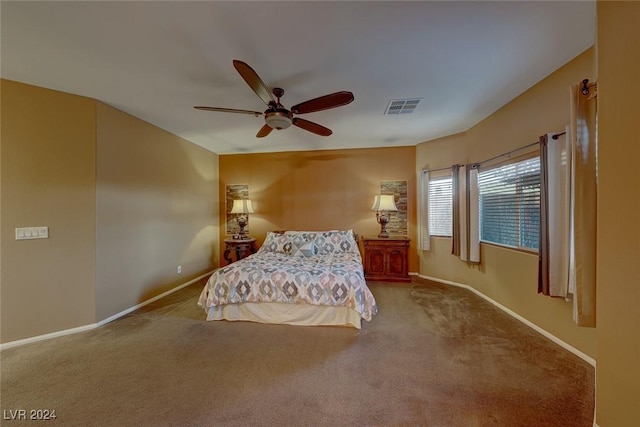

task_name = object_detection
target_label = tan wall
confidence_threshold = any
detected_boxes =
[596,2,640,424]
[219,146,418,270]
[416,49,597,358]
[1,80,220,343]
[95,103,219,320]
[1,80,97,342]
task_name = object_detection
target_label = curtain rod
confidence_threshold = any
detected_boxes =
[421,131,565,173]
[472,131,566,168]
[420,166,451,174]
[471,141,540,168]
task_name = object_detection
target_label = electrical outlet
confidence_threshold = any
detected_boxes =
[177,265,182,274]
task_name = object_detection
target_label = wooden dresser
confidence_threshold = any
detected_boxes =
[362,236,411,283]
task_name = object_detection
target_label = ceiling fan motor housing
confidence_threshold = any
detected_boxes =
[265,109,292,130]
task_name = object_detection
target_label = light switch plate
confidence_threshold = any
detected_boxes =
[15,226,49,240]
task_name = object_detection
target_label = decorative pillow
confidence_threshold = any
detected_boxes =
[281,231,316,257]
[273,233,294,254]
[291,240,317,257]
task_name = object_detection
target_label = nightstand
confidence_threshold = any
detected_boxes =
[362,236,411,283]
[223,237,257,265]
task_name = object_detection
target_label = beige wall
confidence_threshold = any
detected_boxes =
[596,2,640,424]
[0,80,220,343]
[219,146,418,271]
[1,80,97,342]
[416,49,597,358]
[95,103,219,320]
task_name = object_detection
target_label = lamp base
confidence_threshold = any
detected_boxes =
[376,213,391,238]
[236,216,250,239]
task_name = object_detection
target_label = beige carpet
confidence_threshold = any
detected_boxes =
[1,278,594,426]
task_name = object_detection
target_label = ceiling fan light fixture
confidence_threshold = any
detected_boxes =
[265,111,292,130]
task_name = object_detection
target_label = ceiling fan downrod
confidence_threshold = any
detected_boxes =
[264,87,293,130]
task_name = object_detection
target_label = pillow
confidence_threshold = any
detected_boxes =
[284,231,318,257]
[322,230,358,254]
[258,232,276,253]
[273,234,294,254]
[278,230,357,255]
[259,232,293,254]
[291,240,317,257]
[284,231,321,241]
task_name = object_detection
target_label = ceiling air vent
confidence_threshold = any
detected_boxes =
[384,98,422,115]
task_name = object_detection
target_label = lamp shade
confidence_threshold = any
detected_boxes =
[371,194,397,212]
[371,195,380,210]
[230,199,254,214]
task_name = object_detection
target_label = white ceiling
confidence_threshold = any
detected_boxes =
[1,1,595,155]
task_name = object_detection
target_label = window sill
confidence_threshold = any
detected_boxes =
[480,241,538,256]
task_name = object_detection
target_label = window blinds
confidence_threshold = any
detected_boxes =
[478,157,540,250]
[428,176,453,237]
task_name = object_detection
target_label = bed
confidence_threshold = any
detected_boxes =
[197,229,378,329]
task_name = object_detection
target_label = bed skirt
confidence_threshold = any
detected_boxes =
[205,302,362,329]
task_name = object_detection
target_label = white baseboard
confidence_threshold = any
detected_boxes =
[0,271,213,351]
[94,272,212,327]
[414,273,596,367]
[0,324,98,351]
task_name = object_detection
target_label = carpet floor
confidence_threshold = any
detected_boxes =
[1,278,594,426]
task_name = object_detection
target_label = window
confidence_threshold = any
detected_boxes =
[478,157,540,250]
[428,176,453,237]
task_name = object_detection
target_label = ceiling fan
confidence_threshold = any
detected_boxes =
[194,60,354,138]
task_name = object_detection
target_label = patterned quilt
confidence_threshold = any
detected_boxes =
[198,232,378,322]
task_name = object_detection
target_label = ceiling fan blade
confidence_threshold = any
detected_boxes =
[290,91,354,115]
[233,60,275,106]
[292,118,332,136]
[256,124,273,138]
[194,106,263,116]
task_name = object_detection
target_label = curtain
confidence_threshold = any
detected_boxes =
[539,134,551,295]
[451,165,460,256]
[538,130,571,297]
[469,165,480,263]
[570,81,597,327]
[452,164,479,263]
[458,165,468,261]
[419,170,431,251]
